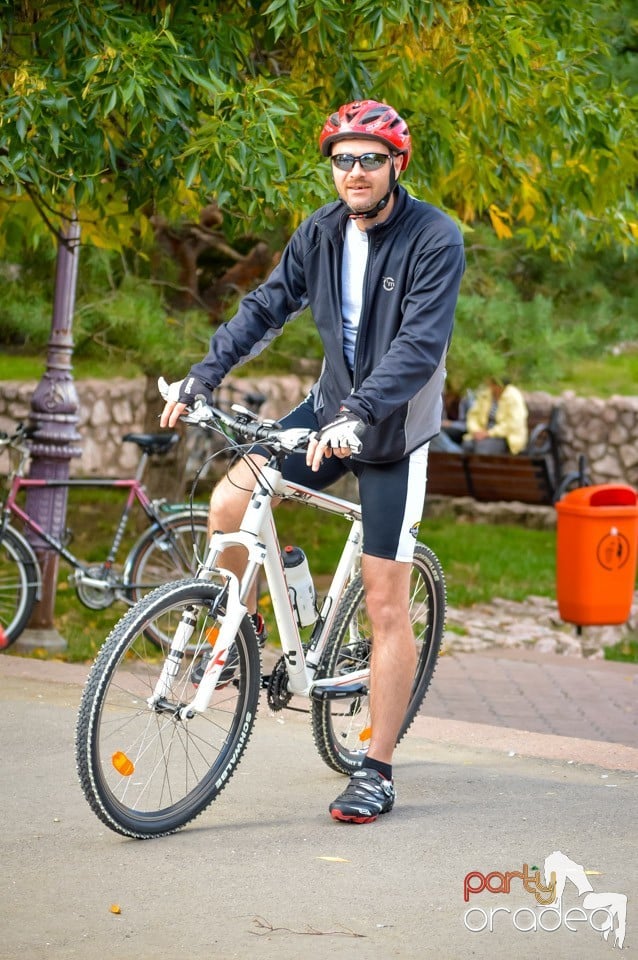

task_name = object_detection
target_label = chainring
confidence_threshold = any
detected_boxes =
[266,655,293,712]
[74,565,119,609]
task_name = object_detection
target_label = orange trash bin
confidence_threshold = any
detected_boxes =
[555,484,638,625]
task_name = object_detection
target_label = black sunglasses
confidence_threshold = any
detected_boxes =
[331,152,393,172]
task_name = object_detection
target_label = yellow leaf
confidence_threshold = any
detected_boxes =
[489,204,513,239]
[110,904,121,914]
[518,202,535,223]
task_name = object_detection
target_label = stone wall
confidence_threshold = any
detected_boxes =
[0,377,146,477]
[0,375,312,478]
[1,378,637,489]
[558,392,638,488]
[492,389,638,490]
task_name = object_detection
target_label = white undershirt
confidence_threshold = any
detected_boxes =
[341,220,369,371]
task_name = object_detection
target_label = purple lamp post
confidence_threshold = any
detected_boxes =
[17,219,82,652]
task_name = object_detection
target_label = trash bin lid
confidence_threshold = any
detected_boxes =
[556,483,638,514]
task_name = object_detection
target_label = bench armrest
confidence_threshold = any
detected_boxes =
[527,421,552,455]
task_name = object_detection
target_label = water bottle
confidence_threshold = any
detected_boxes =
[281,545,317,627]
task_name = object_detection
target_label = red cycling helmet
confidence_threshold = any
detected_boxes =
[319,100,411,171]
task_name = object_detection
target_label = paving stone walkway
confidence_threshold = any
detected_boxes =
[424,646,638,748]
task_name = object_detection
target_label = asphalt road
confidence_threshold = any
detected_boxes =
[1,660,636,960]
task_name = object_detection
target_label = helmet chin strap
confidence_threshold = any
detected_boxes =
[347,165,398,221]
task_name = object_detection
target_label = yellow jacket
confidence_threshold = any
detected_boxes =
[464,384,528,455]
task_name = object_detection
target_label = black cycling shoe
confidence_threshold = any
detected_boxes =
[191,613,267,687]
[329,768,396,824]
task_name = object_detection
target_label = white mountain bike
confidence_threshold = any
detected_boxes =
[76,394,446,839]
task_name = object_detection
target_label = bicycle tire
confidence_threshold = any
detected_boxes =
[125,511,209,648]
[311,543,446,775]
[0,526,39,648]
[75,579,260,839]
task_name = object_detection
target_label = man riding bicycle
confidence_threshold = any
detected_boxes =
[161,99,465,823]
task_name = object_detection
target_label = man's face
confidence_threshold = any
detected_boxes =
[330,137,402,218]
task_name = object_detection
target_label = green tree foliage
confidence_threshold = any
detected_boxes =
[447,224,638,389]
[0,0,635,254]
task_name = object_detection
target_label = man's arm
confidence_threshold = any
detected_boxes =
[159,227,309,428]
[187,230,309,390]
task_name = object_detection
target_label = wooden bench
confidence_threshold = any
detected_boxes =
[426,407,570,505]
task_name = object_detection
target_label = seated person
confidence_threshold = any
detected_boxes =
[462,378,528,455]
[441,389,474,444]
[430,389,474,452]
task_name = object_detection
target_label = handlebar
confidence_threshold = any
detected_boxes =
[157,377,314,455]
[188,400,314,455]
[0,423,37,449]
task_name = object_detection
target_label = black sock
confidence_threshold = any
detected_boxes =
[362,756,392,781]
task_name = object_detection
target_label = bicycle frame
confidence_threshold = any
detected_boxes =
[3,472,158,576]
[151,456,368,719]
[1,435,200,600]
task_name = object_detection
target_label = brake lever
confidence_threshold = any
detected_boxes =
[180,397,215,424]
[277,428,315,453]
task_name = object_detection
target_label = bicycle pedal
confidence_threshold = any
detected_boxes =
[310,682,368,702]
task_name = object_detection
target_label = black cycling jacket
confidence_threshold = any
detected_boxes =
[189,185,465,462]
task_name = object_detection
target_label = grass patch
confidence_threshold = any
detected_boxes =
[421,516,556,605]
[7,488,636,663]
[6,343,638,399]
[550,351,638,398]
[0,352,143,381]
[6,490,559,662]
[274,504,559,608]
[602,633,638,663]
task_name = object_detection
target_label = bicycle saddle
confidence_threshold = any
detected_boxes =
[122,432,180,455]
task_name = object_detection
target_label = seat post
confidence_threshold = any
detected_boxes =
[135,449,150,484]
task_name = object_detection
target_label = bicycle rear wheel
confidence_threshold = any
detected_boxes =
[76,579,260,839]
[125,511,209,648]
[311,543,446,775]
[0,526,39,648]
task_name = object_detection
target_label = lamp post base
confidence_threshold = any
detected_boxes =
[13,628,68,655]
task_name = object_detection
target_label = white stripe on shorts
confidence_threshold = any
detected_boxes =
[395,442,430,562]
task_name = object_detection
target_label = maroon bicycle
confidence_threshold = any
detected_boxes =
[0,423,208,648]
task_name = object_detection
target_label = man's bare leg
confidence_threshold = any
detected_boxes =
[361,554,417,764]
[328,554,415,822]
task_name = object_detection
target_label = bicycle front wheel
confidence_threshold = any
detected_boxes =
[311,543,446,774]
[125,511,209,648]
[0,526,39,648]
[76,579,261,839]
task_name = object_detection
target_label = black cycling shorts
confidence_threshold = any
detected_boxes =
[255,395,429,562]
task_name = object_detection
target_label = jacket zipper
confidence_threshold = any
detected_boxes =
[353,234,376,391]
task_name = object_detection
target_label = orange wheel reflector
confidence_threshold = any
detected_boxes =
[205,626,220,646]
[112,751,135,776]
[358,726,372,743]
